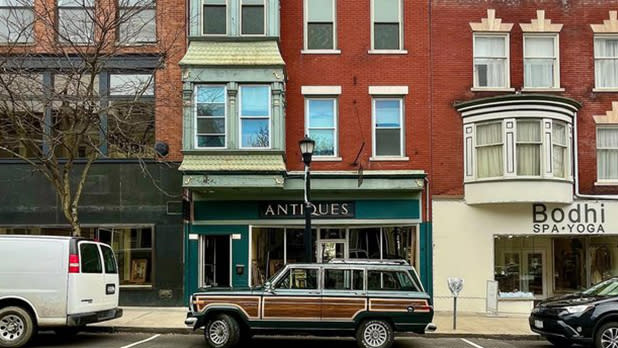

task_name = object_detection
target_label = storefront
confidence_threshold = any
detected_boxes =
[433,199,617,314]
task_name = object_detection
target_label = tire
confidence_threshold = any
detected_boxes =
[545,336,572,347]
[596,322,618,348]
[356,319,394,348]
[0,306,35,348]
[203,314,240,348]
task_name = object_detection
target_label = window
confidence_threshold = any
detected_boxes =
[524,35,558,88]
[101,245,118,274]
[475,122,503,178]
[194,86,225,149]
[80,243,103,273]
[304,0,335,50]
[275,268,318,289]
[203,0,226,35]
[58,0,95,44]
[0,0,34,43]
[367,270,418,291]
[474,35,508,88]
[595,37,618,89]
[240,85,270,148]
[306,98,336,156]
[597,126,618,181]
[97,227,153,286]
[241,0,264,35]
[373,98,403,157]
[118,0,156,44]
[516,120,541,176]
[371,0,401,50]
[553,121,568,178]
[324,269,364,290]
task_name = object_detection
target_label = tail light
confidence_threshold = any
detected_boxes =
[69,253,80,273]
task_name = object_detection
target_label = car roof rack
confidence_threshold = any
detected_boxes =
[327,259,409,266]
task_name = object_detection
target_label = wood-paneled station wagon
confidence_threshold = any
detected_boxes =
[185,260,436,348]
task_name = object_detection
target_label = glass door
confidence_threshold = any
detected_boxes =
[201,235,231,287]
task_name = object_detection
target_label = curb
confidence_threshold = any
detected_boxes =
[83,326,198,335]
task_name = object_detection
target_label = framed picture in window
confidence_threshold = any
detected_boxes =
[130,259,148,283]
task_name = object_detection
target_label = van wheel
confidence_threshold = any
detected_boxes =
[356,319,394,348]
[203,314,240,348]
[596,322,618,348]
[0,306,35,348]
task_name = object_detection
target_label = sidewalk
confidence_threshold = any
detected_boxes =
[91,307,539,338]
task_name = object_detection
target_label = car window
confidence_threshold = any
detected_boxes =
[275,268,318,289]
[100,245,118,274]
[368,270,419,291]
[324,269,364,291]
[80,243,102,274]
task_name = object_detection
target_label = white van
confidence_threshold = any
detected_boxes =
[0,235,122,348]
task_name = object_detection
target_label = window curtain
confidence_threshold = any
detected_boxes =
[553,122,567,178]
[598,127,618,180]
[524,38,554,88]
[516,121,541,176]
[476,123,503,178]
[595,39,618,88]
[475,37,506,87]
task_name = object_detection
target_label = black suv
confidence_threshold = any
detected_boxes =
[530,277,618,348]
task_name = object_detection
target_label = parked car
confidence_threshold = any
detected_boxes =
[185,259,435,348]
[0,235,122,348]
[530,277,618,348]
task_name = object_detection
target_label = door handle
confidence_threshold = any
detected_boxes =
[81,299,93,303]
[308,291,320,295]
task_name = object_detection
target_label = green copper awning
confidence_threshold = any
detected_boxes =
[179,41,285,66]
[179,154,286,172]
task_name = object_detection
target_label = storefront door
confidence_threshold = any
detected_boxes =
[201,236,231,288]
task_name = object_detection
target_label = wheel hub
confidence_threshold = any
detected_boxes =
[601,327,618,348]
[0,314,25,342]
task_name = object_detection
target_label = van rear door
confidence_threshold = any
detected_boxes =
[99,244,120,309]
[67,241,107,314]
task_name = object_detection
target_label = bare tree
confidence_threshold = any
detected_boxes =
[0,0,183,236]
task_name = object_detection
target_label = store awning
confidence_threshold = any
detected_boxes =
[179,41,285,67]
[179,154,286,172]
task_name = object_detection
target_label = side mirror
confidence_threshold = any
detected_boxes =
[264,281,274,293]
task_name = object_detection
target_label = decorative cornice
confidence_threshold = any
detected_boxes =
[591,11,618,33]
[520,10,563,33]
[594,102,618,124]
[469,9,513,32]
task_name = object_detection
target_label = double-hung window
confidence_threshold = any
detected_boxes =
[524,35,558,89]
[553,121,568,178]
[58,0,95,44]
[373,98,403,157]
[195,85,226,148]
[304,0,335,50]
[516,120,541,176]
[240,85,270,149]
[473,34,508,88]
[0,0,34,43]
[475,122,503,178]
[597,126,618,181]
[241,0,264,35]
[306,98,337,157]
[203,0,226,35]
[595,36,618,89]
[118,0,156,44]
[371,0,402,51]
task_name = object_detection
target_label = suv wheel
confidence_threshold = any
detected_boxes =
[546,336,572,347]
[204,314,240,348]
[356,319,394,348]
[597,322,618,348]
[0,306,35,348]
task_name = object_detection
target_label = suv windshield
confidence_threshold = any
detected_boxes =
[583,278,618,296]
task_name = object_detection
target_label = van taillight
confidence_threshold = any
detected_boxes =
[69,254,80,273]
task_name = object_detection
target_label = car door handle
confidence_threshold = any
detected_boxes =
[81,299,93,303]
[308,291,320,295]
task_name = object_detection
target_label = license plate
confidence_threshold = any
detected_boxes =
[534,320,543,329]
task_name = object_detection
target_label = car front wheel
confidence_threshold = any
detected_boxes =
[0,306,35,348]
[597,322,618,348]
[203,314,240,348]
[356,319,394,348]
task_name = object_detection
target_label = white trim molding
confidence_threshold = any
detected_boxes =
[301,85,342,95]
[594,101,618,124]
[591,11,618,33]
[369,86,409,95]
[469,9,513,32]
[519,10,563,33]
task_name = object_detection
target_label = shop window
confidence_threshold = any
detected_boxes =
[368,270,418,291]
[597,126,618,181]
[240,85,270,148]
[118,0,156,44]
[494,236,546,298]
[0,0,34,43]
[553,237,585,293]
[97,227,153,286]
[275,268,318,289]
[349,228,380,259]
[382,227,413,260]
[0,226,96,238]
[373,98,403,158]
[523,35,559,89]
[57,0,95,44]
[241,0,264,35]
[251,227,284,285]
[306,98,337,157]
[203,0,226,35]
[304,0,335,50]
[285,228,316,265]
[473,34,508,88]
[371,0,402,50]
[595,36,618,89]
[324,269,363,290]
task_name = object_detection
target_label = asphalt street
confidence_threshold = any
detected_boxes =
[26,332,561,348]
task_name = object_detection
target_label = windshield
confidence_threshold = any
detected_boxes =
[256,266,287,287]
[583,278,618,296]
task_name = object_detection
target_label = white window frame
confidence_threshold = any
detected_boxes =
[369,0,404,53]
[239,84,271,149]
[201,0,228,36]
[0,0,34,43]
[515,119,542,177]
[240,0,266,37]
[57,0,95,44]
[371,97,404,159]
[472,33,510,90]
[194,84,227,149]
[305,97,338,158]
[594,34,618,90]
[552,121,568,179]
[474,121,504,179]
[523,34,560,90]
[597,125,618,182]
[303,0,338,53]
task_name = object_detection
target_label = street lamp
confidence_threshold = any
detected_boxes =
[299,135,315,262]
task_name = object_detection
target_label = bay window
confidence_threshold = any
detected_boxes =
[595,36,618,89]
[240,85,270,148]
[473,34,508,88]
[516,120,541,176]
[306,98,337,157]
[241,0,264,35]
[203,0,226,35]
[475,122,503,178]
[597,126,618,181]
[195,85,226,148]
[524,35,559,89]
[553,122,568,178]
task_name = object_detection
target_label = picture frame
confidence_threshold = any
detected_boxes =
[130,258,148,283]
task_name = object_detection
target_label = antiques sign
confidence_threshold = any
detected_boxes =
[532,203,606,234]
[259,201,355,219]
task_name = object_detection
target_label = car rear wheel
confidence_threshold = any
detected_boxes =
[597,322,618,348]
[356,319,394,348]
[546,336,572,347]
[0,306,35,348]
[203,314,240,348]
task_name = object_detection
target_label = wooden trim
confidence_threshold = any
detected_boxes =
[369,298,431,313]
[194,296,261,319]
[321,297,367,320]
[262,296,322,320]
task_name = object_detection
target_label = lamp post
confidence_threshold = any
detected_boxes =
[299,135,315,263]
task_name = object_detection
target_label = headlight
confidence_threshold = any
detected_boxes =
[563,305,593,314]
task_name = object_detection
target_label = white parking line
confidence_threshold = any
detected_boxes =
[120,334,161,348]
[461,338,486,348]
